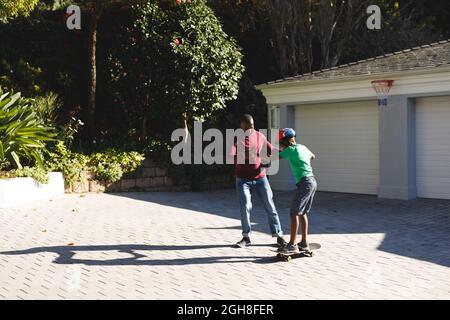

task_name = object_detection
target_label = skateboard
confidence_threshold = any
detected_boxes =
[273,243,321,262]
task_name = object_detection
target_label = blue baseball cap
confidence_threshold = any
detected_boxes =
[278,128,296,141]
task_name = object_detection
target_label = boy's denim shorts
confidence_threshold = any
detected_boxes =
[290,176,317,216]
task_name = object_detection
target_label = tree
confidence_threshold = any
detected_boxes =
[313,0,372,68]
[52,0,143,134]
[340,0,441,64]
[259,0,374,75]
[108,0,244,140]
[0,0,40,22]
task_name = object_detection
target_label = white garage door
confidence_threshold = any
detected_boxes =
[295,101,379,195]
[416,96,450,199]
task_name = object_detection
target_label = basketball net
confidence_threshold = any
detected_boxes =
[371,80,394,107]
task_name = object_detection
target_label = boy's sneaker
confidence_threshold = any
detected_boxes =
[280,243,299,254]
[298,240,310,251]
[277,236,288,248]
[235,237,251,248]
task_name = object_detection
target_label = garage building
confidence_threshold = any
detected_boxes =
[258,40,450,200]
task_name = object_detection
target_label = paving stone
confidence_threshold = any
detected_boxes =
[0,191,449,299]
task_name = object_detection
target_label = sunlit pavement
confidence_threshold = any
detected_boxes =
[0,190,449,299]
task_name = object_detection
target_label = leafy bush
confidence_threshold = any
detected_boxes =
[15,165,49,184]
[33,91,62,126]
[0,89,56,169]
[94,162,123,183]
[33,91,84,149]
[0,165,49,184]
[89,149,145,175]
[45,141,88,185]
[45,141,145,184]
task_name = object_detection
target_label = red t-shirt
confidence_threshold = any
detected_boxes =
[230,130,273,179]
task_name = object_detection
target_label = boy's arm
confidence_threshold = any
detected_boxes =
[264,153,282,162]
[261,136,285,162]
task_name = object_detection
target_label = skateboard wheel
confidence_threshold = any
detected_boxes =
[286,256,292,262]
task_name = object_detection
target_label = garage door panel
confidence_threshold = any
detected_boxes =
[315,167,379,174]
[315,159,379,169]
[299,123,378,133]
[416,96,450,199]
[295,101,379,195]
[316,177,379,194]
[312,149,380,156]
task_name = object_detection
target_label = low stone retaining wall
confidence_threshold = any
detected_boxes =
[65,159,234,193]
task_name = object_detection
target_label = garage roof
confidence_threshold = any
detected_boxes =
[264,39,450,85]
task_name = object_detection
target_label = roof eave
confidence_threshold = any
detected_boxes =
[256,64,450,91]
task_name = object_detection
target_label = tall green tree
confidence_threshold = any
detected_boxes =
[108,0,244,140]
[0,0,40,22]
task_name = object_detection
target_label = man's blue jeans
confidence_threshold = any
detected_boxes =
[236,176,283,238]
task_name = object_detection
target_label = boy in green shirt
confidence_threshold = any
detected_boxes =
[277,128,317,253]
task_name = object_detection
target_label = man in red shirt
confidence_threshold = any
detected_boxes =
[230,114,286,248]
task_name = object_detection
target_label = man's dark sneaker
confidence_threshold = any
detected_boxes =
[280,243,299,254]
[235,237,251,248]
[277,236,288,248]
[298,240,309,251]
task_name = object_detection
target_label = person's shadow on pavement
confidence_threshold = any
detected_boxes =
[0,243,278,266]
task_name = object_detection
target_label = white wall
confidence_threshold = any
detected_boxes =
[0,172,65,208]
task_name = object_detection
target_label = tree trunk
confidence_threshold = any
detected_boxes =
[85,10,101,134]
[141,116,147,141]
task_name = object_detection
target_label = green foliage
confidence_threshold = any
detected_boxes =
[107,0,244,142]
[15,165,49,184]
[168,0,245,121]
[0,58,45,96]
[0,0,39,22]
[60,116,84,149]
[0,9,85,141]
[0,158,9,170]
[89,149,145,182]
[33,92,62,126]
[45,141,89,185]
[0,89,56,169]
[45,141,145,184]
[33,91,83,148]
[0,164,50,185]
[212,74,268,131]
[93,162,123,183]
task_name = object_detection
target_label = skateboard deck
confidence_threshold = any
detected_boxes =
[273,243,321,262]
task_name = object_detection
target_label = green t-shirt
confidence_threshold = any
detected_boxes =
[279,144,314,184]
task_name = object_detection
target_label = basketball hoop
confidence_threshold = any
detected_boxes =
[371,80,394,107]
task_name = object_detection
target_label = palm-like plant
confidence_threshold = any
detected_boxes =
[0,89,56,169]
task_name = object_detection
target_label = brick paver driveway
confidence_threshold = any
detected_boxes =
[0,190,449,299]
